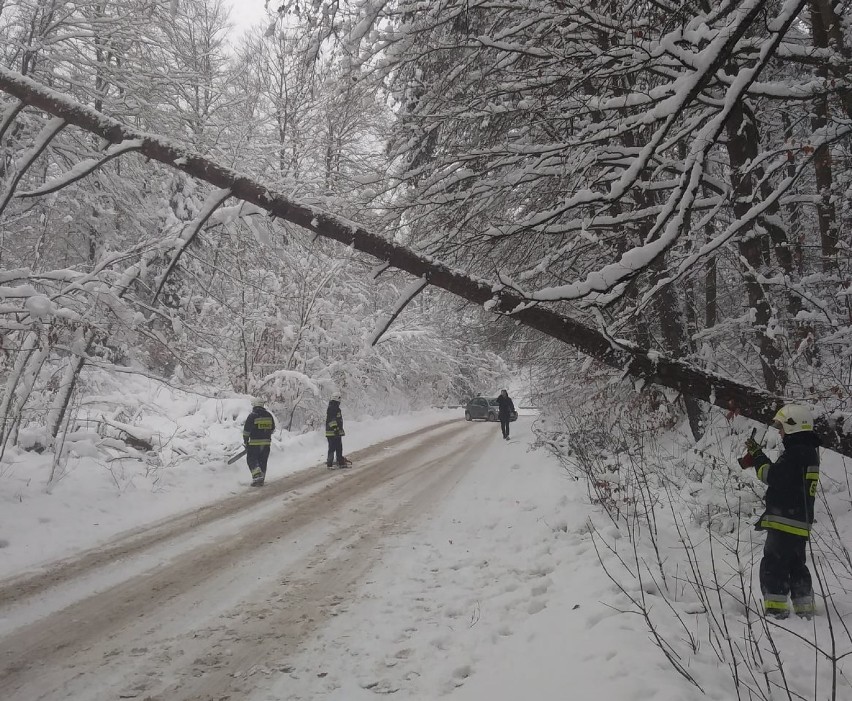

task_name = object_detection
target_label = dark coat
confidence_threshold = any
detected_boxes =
[325,400,345,436]
[243,406,275,446]
[496,394,515,419]
[754,432,820,536]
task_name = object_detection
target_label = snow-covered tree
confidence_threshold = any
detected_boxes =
[272,0,851,434]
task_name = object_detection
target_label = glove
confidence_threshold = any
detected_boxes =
[738,435,767,469]
[745,437,763,457]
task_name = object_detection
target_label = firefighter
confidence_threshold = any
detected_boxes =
[741,404,820,619]
[243,397,275,486]
[325,395,349,468]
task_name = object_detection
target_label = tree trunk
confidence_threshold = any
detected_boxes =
[0,330,44,446]
[704,249,717,330]
[810,0,852,122]
[808,0,839,271]
[781,113,805,277]
[724,95,786,395]
[45,330,95,441]
[656,273,704,440]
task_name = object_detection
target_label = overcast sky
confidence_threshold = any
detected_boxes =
[224,0,271,39]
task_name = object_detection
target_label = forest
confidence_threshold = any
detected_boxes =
[0,1,849,465]
[1,2,852,697]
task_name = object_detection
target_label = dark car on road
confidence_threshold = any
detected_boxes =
[464,396,517,422]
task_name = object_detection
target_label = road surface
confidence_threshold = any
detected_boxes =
[0,418,491,701]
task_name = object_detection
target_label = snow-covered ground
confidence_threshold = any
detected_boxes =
[2,397,851,701]
[0,396,459,574]
[270,413,852,701]
[261,416,698,701]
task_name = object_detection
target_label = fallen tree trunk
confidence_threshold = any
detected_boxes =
[0,67,848,457]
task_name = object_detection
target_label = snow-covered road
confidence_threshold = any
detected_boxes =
[1,415,705,701]
[0,419,490,700]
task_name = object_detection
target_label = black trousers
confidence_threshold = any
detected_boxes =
[246,445,270,480]
[327,435,344,466]
[499,415,511,438]
[760,529,812,601]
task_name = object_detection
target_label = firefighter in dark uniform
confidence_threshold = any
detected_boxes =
[742,404,820,619]
[243,398,275,486]
[325,396,349,468]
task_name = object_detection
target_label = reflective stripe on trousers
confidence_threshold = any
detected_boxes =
[760,515,810,537]
[763,594,789,614]
[792,595,815,615]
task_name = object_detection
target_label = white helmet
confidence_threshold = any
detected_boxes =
[330,394,341,403]
[773,404,814,434]
[251,396,265,407]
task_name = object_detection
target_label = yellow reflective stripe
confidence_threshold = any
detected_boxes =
[792,597,815,613]
[806,472,820,480]
[757,462,770,483]
[761,518,810,537]
[764,599,789,611]
[762,513,810,529]
[247,439,271,446]
[254,418,273,430]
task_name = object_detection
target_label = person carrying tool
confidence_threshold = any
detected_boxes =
[739,404,820,619]
[243,397,275,486]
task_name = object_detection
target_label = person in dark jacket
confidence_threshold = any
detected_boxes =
[742,403,820,619]
[496,389,516,440]
[243,398,275,487]
[325,396,350,468]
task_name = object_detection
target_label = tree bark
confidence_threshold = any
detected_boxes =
[0,67,849,456]
[810,0,852,122]
[0,330,44,447]
[724,95,787,395]
[808,0,839,271]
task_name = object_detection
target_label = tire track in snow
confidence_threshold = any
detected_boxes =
[0,418,486,701]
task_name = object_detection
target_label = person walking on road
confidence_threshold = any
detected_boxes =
[243,397,275,487]
[325,395,350,468]
[740,403,820,619]
[496,389,515,440]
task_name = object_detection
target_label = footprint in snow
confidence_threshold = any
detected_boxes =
[585,608,618,628]
[527,564,554,578]
[528,599,547,614]
[430,634,451,651]
[438,665,473,693]
[452,664,472,682]
[530,580,550,597]
[393,625,418,643]
[362,678,400,694]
